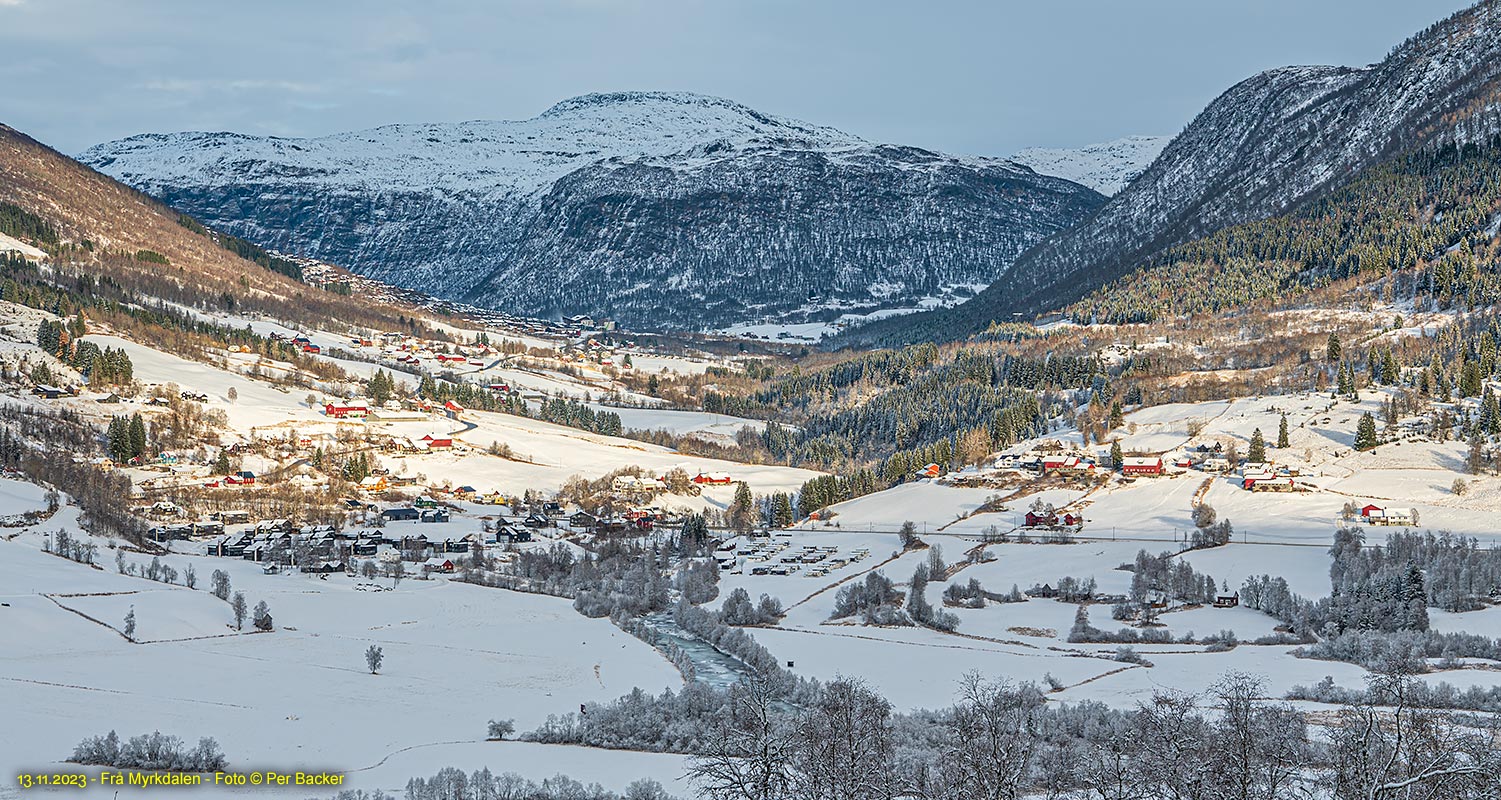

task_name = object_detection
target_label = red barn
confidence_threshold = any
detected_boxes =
[420,434,454,449]
[692,472,732,486]
[325,400,369,419]
[1121,456,1164,476]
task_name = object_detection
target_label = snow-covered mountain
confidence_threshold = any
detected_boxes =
[1010,136,1170,195]
[80,91,1105,331]
[849,0,1501,347]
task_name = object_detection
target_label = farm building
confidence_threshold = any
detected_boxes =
[325,400,369,419]
[1121,456,1164,476]
[1361,505,1416,526]
[1243,476,1307,492]
[613,475,667,494]
[692,472,733,486]
[1040,456,1095,476]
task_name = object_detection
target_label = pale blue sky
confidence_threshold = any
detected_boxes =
[0,0,1476,155]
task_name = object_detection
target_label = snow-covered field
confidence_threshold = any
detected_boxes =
[0,499,686,798]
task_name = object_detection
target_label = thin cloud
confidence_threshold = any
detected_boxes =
[139,78,321,94]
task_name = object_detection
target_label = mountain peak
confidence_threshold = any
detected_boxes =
[541,91,759,118]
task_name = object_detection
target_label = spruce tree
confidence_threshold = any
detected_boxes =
[729,482,755,533]
[128,414,147,458]
[1326,331,1341,362]
[1354,412,1379,451]
[1109,440,1123,471]
[1277,413,1290,449]
[1247,428,1266,463]
[1459,360,1483,397]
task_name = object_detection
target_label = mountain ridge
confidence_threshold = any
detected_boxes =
[841,0,1501,347]
[81,92,1107,331]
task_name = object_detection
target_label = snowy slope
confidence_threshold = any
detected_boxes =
[0,231,47,261]
[80,92,1106,332]
[1010,135,1170,195]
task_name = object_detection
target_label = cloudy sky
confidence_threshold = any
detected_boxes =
[0,0,1475,156]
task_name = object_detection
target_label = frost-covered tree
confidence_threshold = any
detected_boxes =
[123,606,136,641]
[486,719,515,740]
[926,544,946,579]
[897,520,919,550]
[210,569,230,601]
[252,600,273,631]
[365,645,384,674]
[231,592,247,630]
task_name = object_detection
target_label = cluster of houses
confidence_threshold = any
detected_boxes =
[280,328,513,375]
[323,397,467,424]
[559,335,628,369]
[202,470,257,489]
[993,450,1103,477]
[1023,509,1083,529]
[567,508,662,534]
[205,518,535,569]
[1170,443,1232,473]
[613,475,668,494]
[608,472,732,496]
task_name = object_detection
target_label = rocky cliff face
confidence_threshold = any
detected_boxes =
[81,92,1104,331]
[851,0,1501,347]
